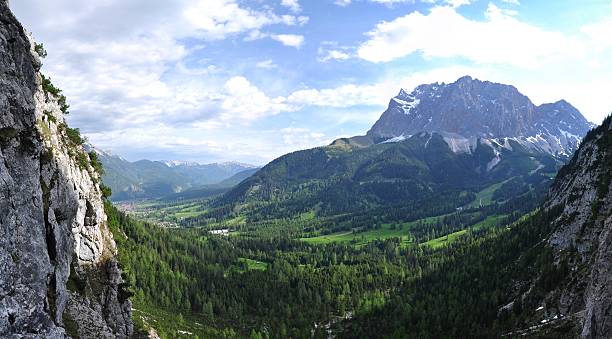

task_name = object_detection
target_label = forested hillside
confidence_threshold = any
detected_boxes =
[206,132,560,224]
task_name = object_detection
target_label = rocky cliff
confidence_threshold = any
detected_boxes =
[511,115,612,338]
[0,2,132,338]
[544,115,612,338]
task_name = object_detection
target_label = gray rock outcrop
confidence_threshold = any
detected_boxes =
[525,116,612,338]
[0,1,132,337]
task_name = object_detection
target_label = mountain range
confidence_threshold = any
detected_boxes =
[88,146,258,201]
[211,76,595,221]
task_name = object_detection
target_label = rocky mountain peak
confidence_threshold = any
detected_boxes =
[455,74,473,84]
[368,76,594,157]
[396,88,411,99]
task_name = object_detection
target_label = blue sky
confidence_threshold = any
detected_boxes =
[10,0,612,165]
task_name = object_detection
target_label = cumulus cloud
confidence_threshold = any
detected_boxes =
[246,30,307,47]
[271,34,305,48]
[9,0,309,134]
[183,0,308,40]
[220,76,292,122]
[281,0,302,13]
[318,49,352,62]
[351,3,612,123]
[357,5,582,67]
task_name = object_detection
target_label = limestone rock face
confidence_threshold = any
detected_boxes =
[0,2,132,337]
[534,116,612,338]
[368,76,595,157]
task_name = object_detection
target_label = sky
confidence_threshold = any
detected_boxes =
[10,0,612,165]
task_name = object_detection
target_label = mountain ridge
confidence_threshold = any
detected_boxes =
[87,145,258,201]
[367,76,595,157]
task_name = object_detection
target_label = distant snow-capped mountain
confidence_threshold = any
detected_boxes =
[163,160,258,169]
[162,160,200,167]
[368,76,595,157]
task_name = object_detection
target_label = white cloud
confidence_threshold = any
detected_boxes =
[370,0,412,4]
[351,5,612,123]
[8,0,310,135]
[271,34,305,48]
[246,30,307,48]
[290,65,491,107]
[280,14,310,26]
[281,127,329,149]
[184,0,308,40]
[581,20,612,52]
[357,5,582,67]
[281,0,301,13]
[445,0,471,8]
[501,0,520,5]
[220,76,292,122]
[86,124,305,165]
[288,84,384,107]
[334,0,352,6]
[335,0,464,6]
[318,49,352,62]
[256,59,278,69]
[317,41,353,62]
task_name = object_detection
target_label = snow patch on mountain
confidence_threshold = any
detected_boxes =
[487,154,502,171]
[442,135,477,154]
[381,135,409,143]
[392,91,421,115]
[163,160,200,167]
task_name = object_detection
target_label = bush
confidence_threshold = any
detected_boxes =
[41,74,70,114]
[41,74,61,96]
[89,151,105,175]
[76,152,90,171]
[43,110,57,123]
[65,127,84,146]
[58,95,70,114]
[34,43,47,58]
[100,184,113,199]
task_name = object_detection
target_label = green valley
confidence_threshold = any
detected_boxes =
[4,2,612,338]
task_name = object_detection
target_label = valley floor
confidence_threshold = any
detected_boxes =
[107,177,548,338]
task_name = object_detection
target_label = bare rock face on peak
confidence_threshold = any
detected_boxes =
[368,76,595,157]
[0,2,132,338]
